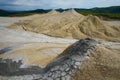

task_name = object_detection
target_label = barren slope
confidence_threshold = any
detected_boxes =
[7,9,120,41]
[0,27,77,68]
[0,38,120,80]
[72,42,120,80]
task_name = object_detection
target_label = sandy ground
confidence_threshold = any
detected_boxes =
[7,10,120,42]
[0,14,42,27]
[0,13,119,28]
[0,17,22,27]
[0,27,77,67]
[0,15,77,67]
[105,20,120,26]
[0,14,77,67]
[0,42,71,68]
[0,15,120,80]
[0,27,77,43]
[0,15,120,68]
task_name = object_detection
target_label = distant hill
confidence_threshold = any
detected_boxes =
[75,6,120,13]
[0,6,120,19]
[0,9,10,16]
[75,6,120,19]
[0,9,50,17]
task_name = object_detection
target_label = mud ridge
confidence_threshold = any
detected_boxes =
[0,38,99,80]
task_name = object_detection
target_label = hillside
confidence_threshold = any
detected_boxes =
[0,9,49,17]
[76,6,120,19]
[76,6,120,13]
[7,9,120,42]
[0,6,120,19]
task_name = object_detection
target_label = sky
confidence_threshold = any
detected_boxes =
[0,0,120,11]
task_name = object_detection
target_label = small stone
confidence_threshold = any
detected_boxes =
[71,55,81,62]
[75,62,81,66]
[33,74,42,79]
[69,71,72,75]
[65,68,70,71]
[71,69,76,74]
[56,71,61,77]
[71,60,75,65]
[52,72,59,78]
[51,74,55,78]
[61,77,66,80]
[55,78,60,80]
[86,50,90,54]
[85,56,90,59]
[74,65,77,68]
[42,75,47,79]
[51,68,55,71]
[63,64,68,69]
[54,66,59,70]
[89,49,92,53]
[47,77,53,80]
[61,72,66,76]
[60,67,64,71]
[65,75,71,80]
[78,66,81,69]
[48,72,53,77]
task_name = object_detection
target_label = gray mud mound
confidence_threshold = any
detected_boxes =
[0,38,120,80]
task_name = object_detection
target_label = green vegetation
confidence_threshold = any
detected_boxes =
[0,6,120,19]
[77,10,120,20]
[99,13,120,19]
[75,6,120,20]
[0,9,49,17]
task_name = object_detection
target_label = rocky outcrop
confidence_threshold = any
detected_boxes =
[0,38,99,80]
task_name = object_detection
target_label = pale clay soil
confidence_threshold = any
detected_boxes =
[0,15,77,67]
[0,14,120,80]
[0,27,76,67]
[0,14,120,67]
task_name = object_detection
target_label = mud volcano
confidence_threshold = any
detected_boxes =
[0,38,98,80]
[8,9,120,42]
[0,38,120,80]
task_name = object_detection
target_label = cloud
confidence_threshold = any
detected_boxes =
[0,0,120,10]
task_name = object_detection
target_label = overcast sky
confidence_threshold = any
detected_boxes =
[0,0,120,11]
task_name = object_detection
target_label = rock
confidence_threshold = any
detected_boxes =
[61,77,66,80]
[46,77,53,80]
[65,75,71,80]
[61,72,66,76]
[65,68,70,71]
[75,62,81,66]
[55,78,60,80]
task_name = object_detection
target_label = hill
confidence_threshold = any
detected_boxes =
[76,6,120,19]
[0,9,49,17]
[8,9,120,42]
[76,6,120,13]
[0,38,120,80]
[0,6,120,19]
